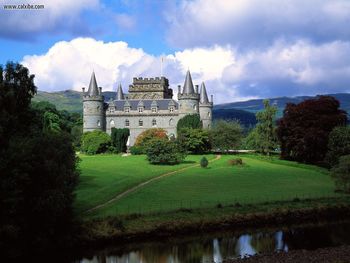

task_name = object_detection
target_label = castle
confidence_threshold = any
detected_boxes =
[82,70,213,146]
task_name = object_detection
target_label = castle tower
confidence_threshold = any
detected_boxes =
[199,82,213,129]
[178,70,200,118]
[82,72,105,132]
[116,83,124,100]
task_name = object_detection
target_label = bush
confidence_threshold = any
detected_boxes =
[129,145,145,155]
[228,158,243,166]
[81,130,111,155]
[145,138,186,165]
[210,120,243,152]
[330,155,350,193]
[135,128,168,148]
[200,156,209,168]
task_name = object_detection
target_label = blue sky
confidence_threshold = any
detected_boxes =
[1,0,350,103]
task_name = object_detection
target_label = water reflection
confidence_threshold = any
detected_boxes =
[75,221,350,263]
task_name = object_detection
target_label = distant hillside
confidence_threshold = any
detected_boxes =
[215,93,350,117]
[33,90,350,124]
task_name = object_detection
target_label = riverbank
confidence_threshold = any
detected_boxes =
[78,196,350,247]
[225,245,350,263]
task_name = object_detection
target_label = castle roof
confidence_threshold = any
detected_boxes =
[113,99,178,111]
[199,82,209,104]
[116,83,124,100]
[87,72,100,96]
[182,70,195,94]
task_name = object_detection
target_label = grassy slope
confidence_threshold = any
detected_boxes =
[75,154,215,214]
[81,154,338,218]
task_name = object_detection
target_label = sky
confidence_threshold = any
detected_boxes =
[1,0,350,103]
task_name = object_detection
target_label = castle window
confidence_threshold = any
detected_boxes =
[109,107,115,113]
[152,119,157,127]
[169,118,174,126]
[193,104,197,110]
[169,107,174,113]
[124,107,130,113]
[139,119,143,127]
[97,120,101,127]
[110,119,115,127]
[208,112,211,117]
[97,106,100,111]
[152,107,157,113]
[125,119,130,127]
[138,107,143,113]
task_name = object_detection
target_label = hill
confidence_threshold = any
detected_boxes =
[33,90,350,123]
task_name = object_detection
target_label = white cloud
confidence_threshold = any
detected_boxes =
[166,0,350,49]
[21,37,350,104]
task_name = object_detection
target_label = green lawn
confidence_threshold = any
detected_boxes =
[75,154,216,213]
[79,154,340,218]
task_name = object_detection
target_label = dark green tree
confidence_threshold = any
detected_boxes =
[0,62,79,259]
[177,128,211,154]
[111,128,130,153]
[325,126,350,167]
[209,120,243,152]
[254,100,278,155]
[200,156,209,168]
[330,155,350,193]
[177,114,202,133]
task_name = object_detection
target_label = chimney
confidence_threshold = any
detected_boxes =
[211,95,213,103]
[99,87,102,94]
[82,87,85,93]
[177,85,181,95]
[195,85,199,94]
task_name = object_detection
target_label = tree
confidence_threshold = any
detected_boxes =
[330,155,350,193]
[210,120,243,152]
[277,96,347,164]
[177,114,202,132]
[81,130,111,154]
[177,128,211,154]
[254,100,278,155]
[134,128,168,148]
[325,126,350,167]
[0,62,79,259]
[145,138,186,164]
[111,128,130,153]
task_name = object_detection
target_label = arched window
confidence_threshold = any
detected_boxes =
[139,119,143,127]
[169,118,174,126]
[97,120,101,127]
[110,119,115,127]
[152,119,157,126]
[208,111,211,117]
[193,104,197,110]
[97,106,100,111]
[125,119,130,127]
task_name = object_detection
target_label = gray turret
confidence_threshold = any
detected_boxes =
[82,72,105,132]
[178,70,200,118]
[116,83,124,100]
[199,82,213,129]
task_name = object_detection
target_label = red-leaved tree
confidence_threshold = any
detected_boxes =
[277,96,347,164]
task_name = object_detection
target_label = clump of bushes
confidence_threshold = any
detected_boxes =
[81,130,111,155]
[145,138,186,165]
[200,156,209,168]
[228,158,243,166]
[129,145,144,155]
[330,154,350,193]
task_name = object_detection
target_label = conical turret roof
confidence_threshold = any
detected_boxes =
[87,72,100,96]
[116,83,124,100]
[182,70,195,94]
[199,82,209,103]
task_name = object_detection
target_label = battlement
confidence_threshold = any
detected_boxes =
[132,76,168,85]
[128,76,172,99]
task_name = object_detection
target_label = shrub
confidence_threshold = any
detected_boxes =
[129,145,144,155]
[200,156,209,168]
[210,120,243,152]
[135,128,168,148]
[81,130,111,155]
[145,138,186,165]
[330,155,350,193]
[228,158,243,166]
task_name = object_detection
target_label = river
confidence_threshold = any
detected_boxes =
[73,220,350,263]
